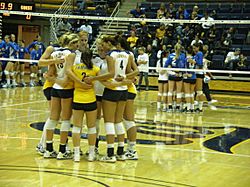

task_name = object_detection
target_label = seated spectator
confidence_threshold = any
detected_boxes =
[200,12,214,37]
[182,25,195,48]
[176,6,189,19]
[146,44,157,74]
[128,6,145,18]
[191,35,203,46]
[157,3,166,19]
[214,37,229,55]
[79,20,93,42]
[137,21,152,47]
[224,48,241,72]
[192,5,203,18]
[127,31,138,48]
[168,2,176,19]
[156,24,166,45]
[57,18,72,36]
[191,10,199,20]
[207,25,217,49]
[237,54,247,70]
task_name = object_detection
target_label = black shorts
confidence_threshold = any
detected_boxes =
[72,101,97,111]
[168,77,182,81]
[102,88,128,102]
[96,95,102,102]
[127,92,136,100]
[196,74,204,79]
[183,79,196,84]
[43,87,52,101]
[158,80,168,84]
[29,63,38,66]
[51,88,74,99]
[19,62,25,65]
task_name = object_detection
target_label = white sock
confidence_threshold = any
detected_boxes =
[157,102,161,109]
[187,103,191,110]
[7,78,10,84]
[129,141,136,151]
[163,103,167,109]
[89,145,95,155]
[199,102,203,110]
[74,147,80,155]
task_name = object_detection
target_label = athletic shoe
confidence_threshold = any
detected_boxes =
[44,150,57,158]
[73,153,80,162]
[57,151,73,160]
[99,155,116,163]
[29,82,35,87]
[2,84,10,88]
[208,99,218,105]
[86,148,99,156]
[116,154,126,161]
[87,153,96,162]
[36,143,45,155]
[125,150,138,160]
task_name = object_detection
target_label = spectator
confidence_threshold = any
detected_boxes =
[156,24,166,46]
[237,54,247,70]
[168,2,176,19]
[137,47,149,91]
[137,21,152,47]
[128,6,145,18]
[191,35,203,46]
[57,18,72,36]
[157,3,166,19]
[127,31,138,48]
[79,20,93,42]
[224,48,241,77]
[200,12,214,39]
[176,6,189,19]
[146,44,157,74]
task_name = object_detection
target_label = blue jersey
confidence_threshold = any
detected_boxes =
[164,52,185,79]
[194,51,203,75]
[184,56,196,80]
[18,46,28,59]
[27,41,45,59]
[0,40,6,57]
[3,42,18,58]
[30,49,40,64]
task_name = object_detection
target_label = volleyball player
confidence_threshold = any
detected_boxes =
[0,38,5,85]
[183,46,196,113]
[156,50,169,112]
[88,36,136,163]
[29,44,40,86]
[43,33,79,159]
[164,43,185,112]
[115,36,139,160]
[10,34,19,86]
[193,43,205,113]
[36,41,63,155]
[18,40,28,87]
[2,35,18,88]
[66,49,99,162]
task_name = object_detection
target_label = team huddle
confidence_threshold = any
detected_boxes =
[37,31,138,162]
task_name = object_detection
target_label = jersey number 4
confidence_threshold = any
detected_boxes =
[56,63,64,69]
[120,60,124,70]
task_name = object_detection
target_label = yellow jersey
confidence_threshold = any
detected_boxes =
[43,80,54,90]
[72,63,100,103]
[128,83,137,94]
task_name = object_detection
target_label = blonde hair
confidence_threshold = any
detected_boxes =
[78,30,88,37]
[60,33,79,47]
[138,47,145,52]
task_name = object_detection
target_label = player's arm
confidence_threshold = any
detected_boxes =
[65,53,92,89]
[38,46,64,67]
[126,55,139,79]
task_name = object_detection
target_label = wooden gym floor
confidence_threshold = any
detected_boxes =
[0,87,250,187]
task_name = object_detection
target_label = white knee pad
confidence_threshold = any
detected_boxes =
[72,126,81,133]
[46,119,58,130]
[158,93,162,96]
[30,73,35,78]
[124,120,136,131]
[88,127,97,134]
[197,91,203,96]
[185,94,191,98]
[21,72,25,76]
[60,120,71,132]
[4,70,9,75]
[176,93,182,99]
[115,122,125,135]
[105,122,115,135]
[163,93,168,97]
[168,92,173,97]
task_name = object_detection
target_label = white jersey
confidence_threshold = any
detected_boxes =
[108,50,129,90]
[51,48,72,89]
[92,55,107,96]
[74,50,82,65]
[156,57,168,81]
